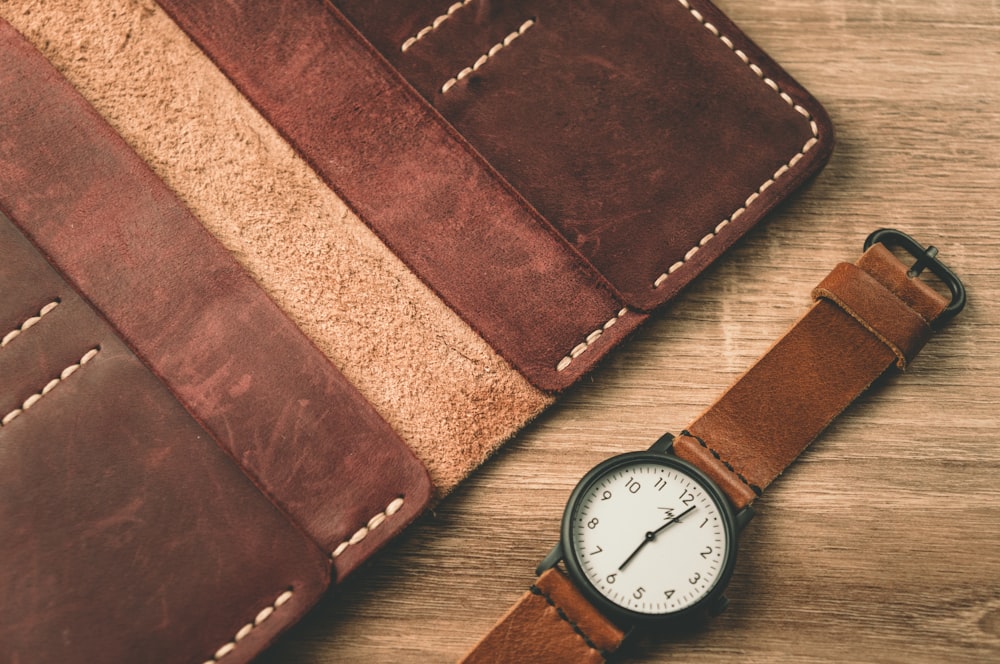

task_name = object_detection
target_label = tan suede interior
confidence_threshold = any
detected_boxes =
[0,0,552,493]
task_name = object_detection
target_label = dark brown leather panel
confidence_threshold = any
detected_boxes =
[0,19,432,574]
[0,216,331,664]
[460,568,624,664]
[155,0,648,392]
[337,0,833,311]
[674,243,950,508]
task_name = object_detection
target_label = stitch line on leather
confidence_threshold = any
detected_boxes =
[556,307,629,372]
[0,346,99,427]
[1,300,60,349]
[440,19,535,94]
[652,0,822,290]
[331,497,406,558]
[401,0,473,52]
[681,430,763,497]
[200,587,294,664]
[529,583,610,658]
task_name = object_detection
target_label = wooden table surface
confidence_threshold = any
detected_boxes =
[259,1,1000,661]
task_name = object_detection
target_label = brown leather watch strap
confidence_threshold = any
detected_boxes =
[463,238,956,662]
[460,568,625,664]
[673,242,951,508]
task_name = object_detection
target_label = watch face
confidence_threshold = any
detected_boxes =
[561,452,737,621]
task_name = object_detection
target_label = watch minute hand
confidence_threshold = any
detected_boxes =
[617,505,696,571]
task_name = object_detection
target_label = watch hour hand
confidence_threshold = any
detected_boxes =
[617,532,653,572]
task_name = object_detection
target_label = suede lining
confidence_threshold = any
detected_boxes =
[0,0,551,493]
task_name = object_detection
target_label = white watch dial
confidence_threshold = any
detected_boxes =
[570,459,730,615]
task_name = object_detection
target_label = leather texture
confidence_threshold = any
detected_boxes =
[0,19,432,577]
[460,568,625,664]
[155,0,647,392]
[154,0,833,391]
[0,0,554,497]
[813,261,932,367]
[673,242,951,508]
[0,215,331,664]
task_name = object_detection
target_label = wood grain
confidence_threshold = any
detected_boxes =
[258,0,1000,661]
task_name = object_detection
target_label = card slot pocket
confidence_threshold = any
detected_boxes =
[428,0,828,310]
[0,302,330,664]
[0,201,332,664]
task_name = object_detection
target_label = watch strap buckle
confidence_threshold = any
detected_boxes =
[863,228,966,325]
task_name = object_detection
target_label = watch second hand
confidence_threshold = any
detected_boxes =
[618,505,696,572]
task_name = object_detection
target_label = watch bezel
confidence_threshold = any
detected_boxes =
[559,449,739,625]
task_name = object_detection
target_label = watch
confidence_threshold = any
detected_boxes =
[460,230,965,663]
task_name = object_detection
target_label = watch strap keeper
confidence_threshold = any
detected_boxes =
[812,261,932,368]
[673,242,951,509]
[459,568,625,664]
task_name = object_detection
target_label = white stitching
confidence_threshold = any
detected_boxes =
[331,497,406,558]
[440,19,535,94]
[555,0,823,372]
[0,347,99,427]
[1,300,60,349]
[401,0,473,52]
[651,0,821,290]
[555,308,628,372]
[200,588,294,664]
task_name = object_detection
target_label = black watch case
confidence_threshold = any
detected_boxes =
[537,433,753,627]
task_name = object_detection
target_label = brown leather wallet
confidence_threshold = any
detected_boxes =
[0,21,431,663]
[155,0,834,391]
[461,231,963,662]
